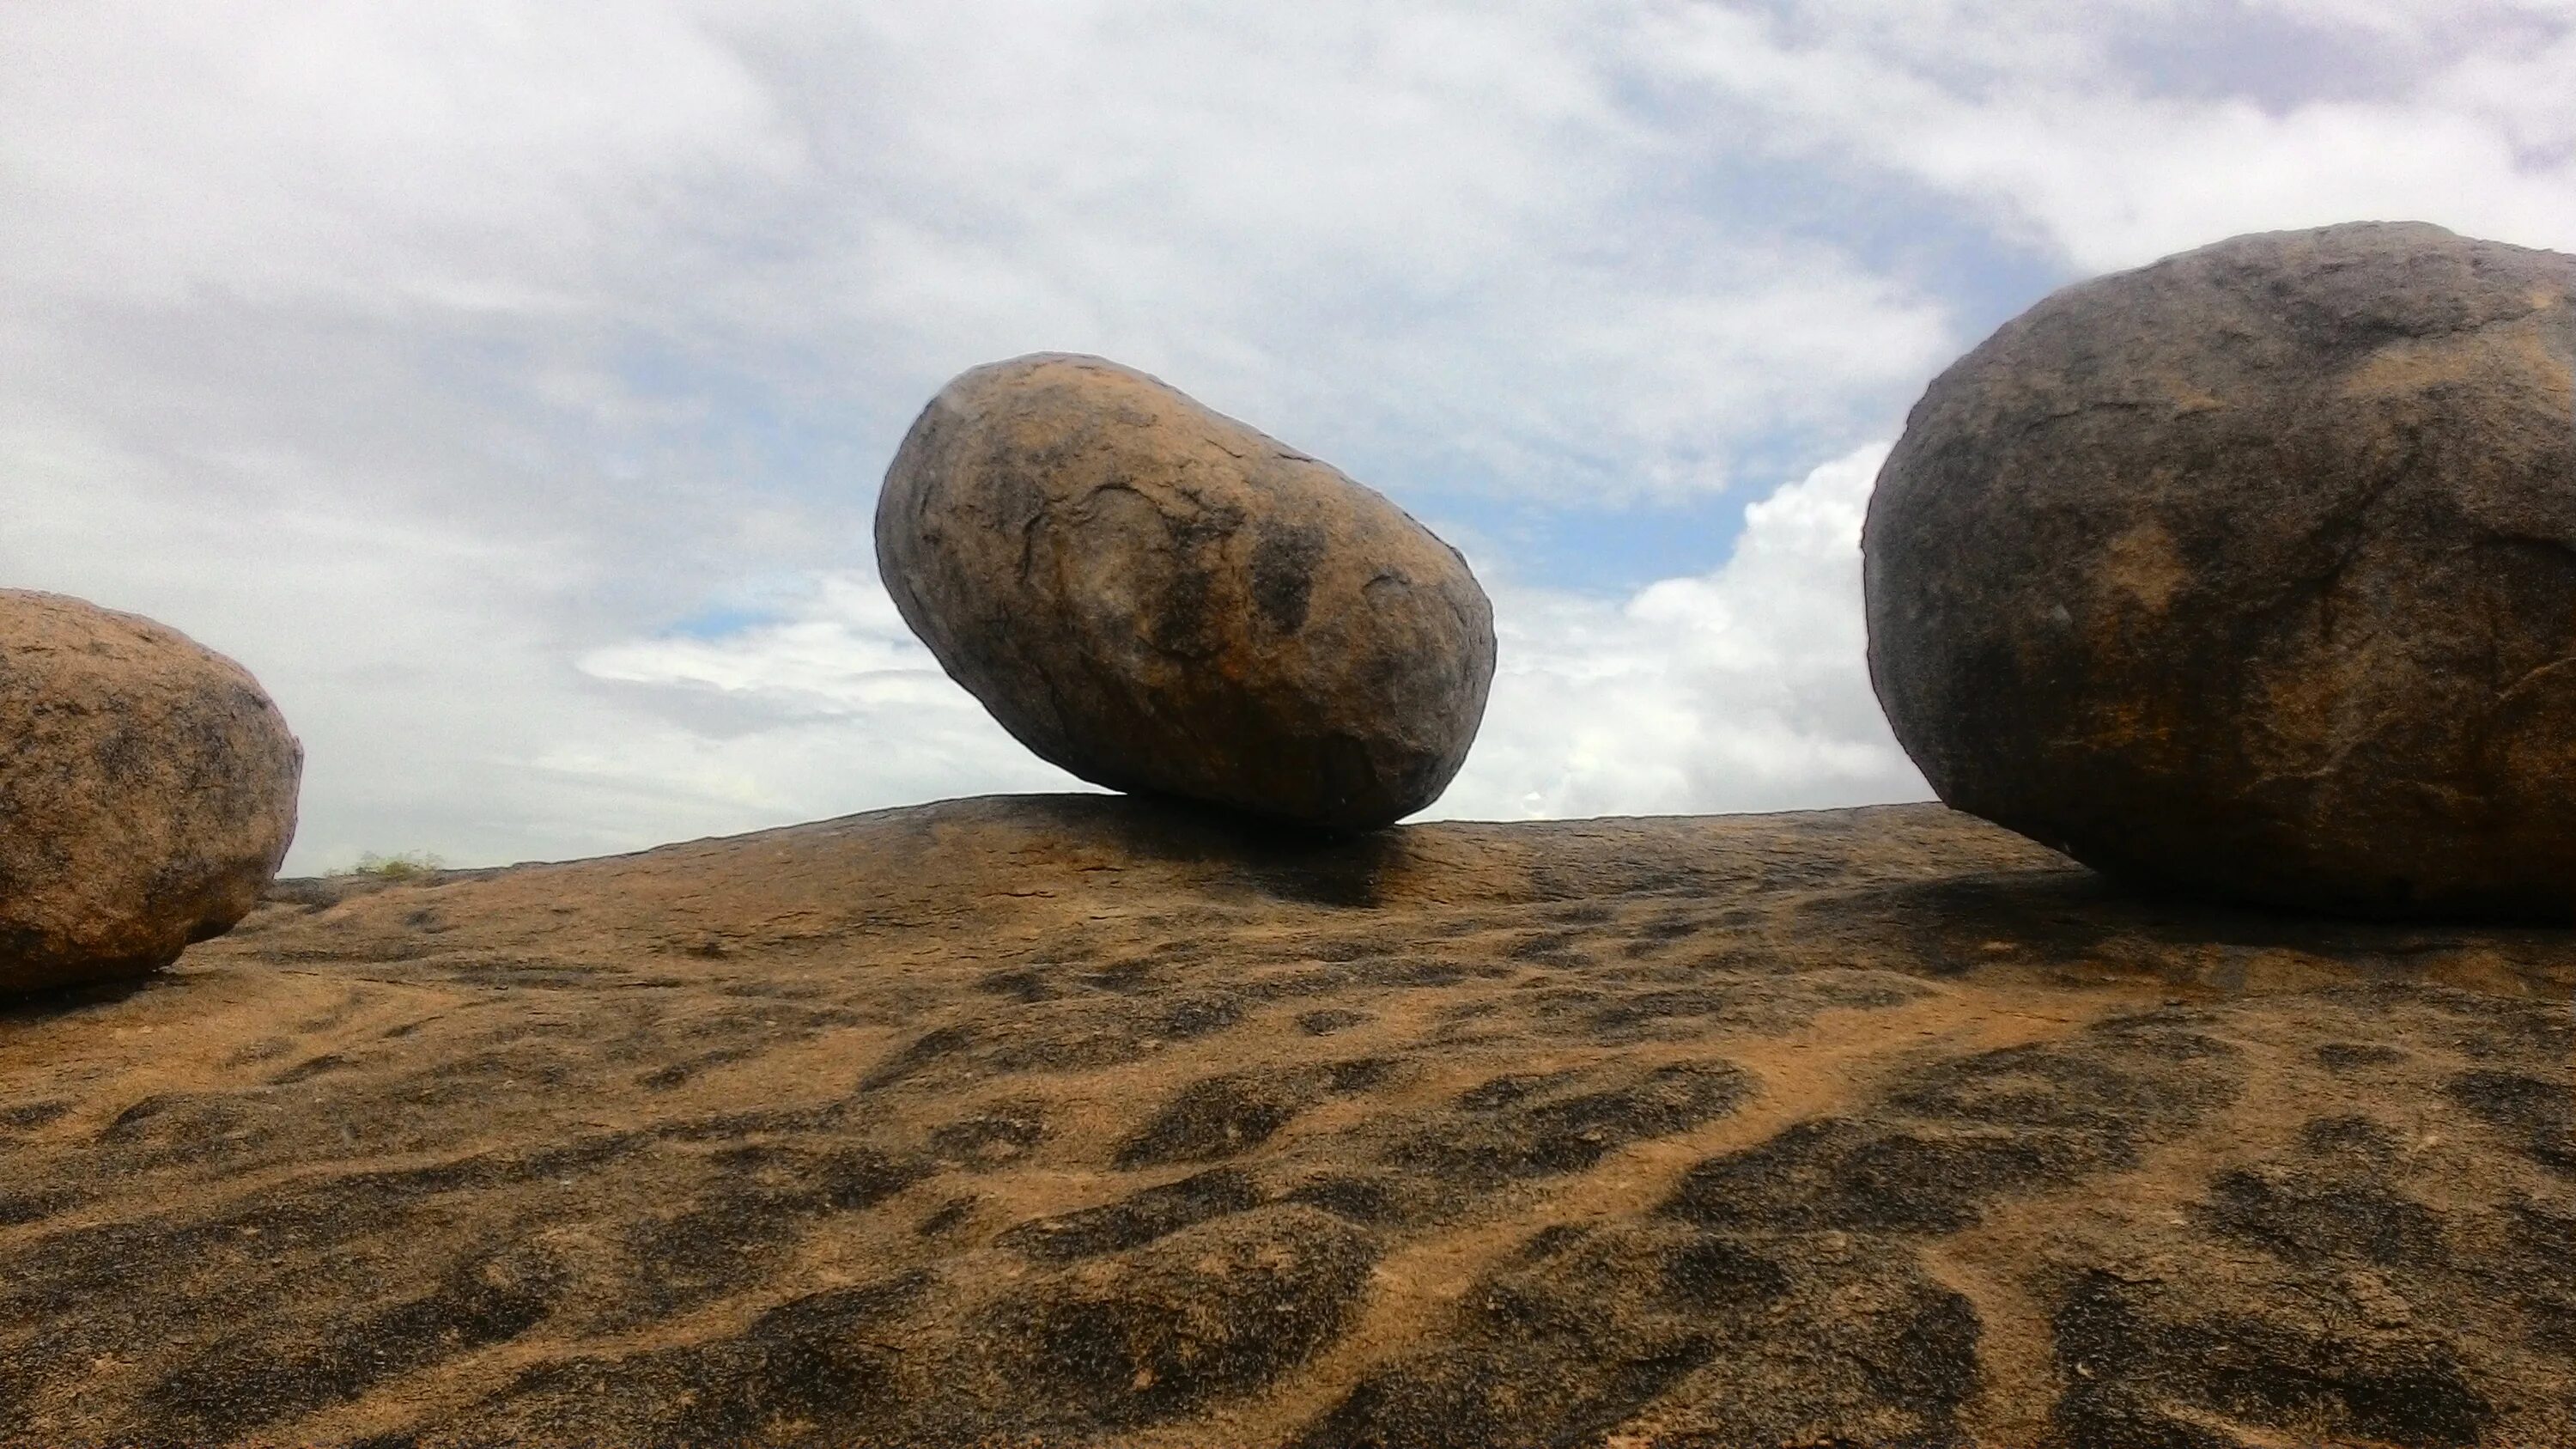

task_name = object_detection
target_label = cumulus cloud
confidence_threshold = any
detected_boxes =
[1644,0,2576,271]
[1435,443,1920,820]
[573,573,1084,813]
[575,443,1923,827]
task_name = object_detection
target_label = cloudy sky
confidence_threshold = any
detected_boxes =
[7,0,2573,872]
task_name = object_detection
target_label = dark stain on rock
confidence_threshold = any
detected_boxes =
[1659,1233,1793,1309]
[918,1195,977,1237]
[929,1100,1048,1168]
[2197,1166,2446,1269]
[2317,1040,2408,1071]
[1000,1167,1265,1264]
[420,1272,930,1447]
[1116,1074,1312,1167]
[0,1188,75,1227]
[863,1023,975,1088]
[975,966,1059,1002]
[2048,1269,2495,1448]
[1285,1172,1406,1225]
[1392,1062,1750,1188]
[1157,993,1246,1039]
[141,1241,565,1440]
[270,1051,350,1085]
[1299,1339,1713,1449]
[637,1044,759,1091]
[1673,1117,2084,1233]
[1251,521,1328,634]
[1300,1221,1983,1449]
[1325,1056,1397,1093]
[0,1099,71,1130]
[1674,1016,2239,1233]
[2445,1069,2576,1174]
[981,1206,1376,1434]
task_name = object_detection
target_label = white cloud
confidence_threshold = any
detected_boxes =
[1434,442,1922,820]
[1644,0,2576,271]
[3,0,1960,509]
[575,443,1924,830]
[571,572,1083,813]
[4,0,2567,869]
[3,0,795,313]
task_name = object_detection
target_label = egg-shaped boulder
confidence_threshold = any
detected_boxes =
[878,354,1496,831]
[1,590,304,995]
[1864,222,2576,917]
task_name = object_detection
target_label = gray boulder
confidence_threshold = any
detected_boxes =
[2,590,303,993]
[878,354,1495,831]
[1865,222,2576,916]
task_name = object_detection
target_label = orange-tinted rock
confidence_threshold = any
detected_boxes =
[14,795,2576,1444]
[1865,222,2576,917]
[877,354,1495,832]
[0,590,302,993]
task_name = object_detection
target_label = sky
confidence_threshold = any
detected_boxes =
[5,0,2573,873]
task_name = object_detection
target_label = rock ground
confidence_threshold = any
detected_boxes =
[3,796,2573,1446]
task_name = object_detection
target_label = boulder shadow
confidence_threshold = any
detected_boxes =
[1816,862,2576,994]
[0,968,168,1022]
[979,793,1417,909]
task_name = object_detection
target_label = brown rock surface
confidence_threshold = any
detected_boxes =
[878,353,1495,831]
[1865,221,2576,918]
[7,795,2576,1446]
[0,590,302,995]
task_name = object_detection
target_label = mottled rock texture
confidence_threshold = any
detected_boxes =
[878,354,1495,831]
[7,795,2576,1446]
[1865,222,2576,918]
[0,590,301,995]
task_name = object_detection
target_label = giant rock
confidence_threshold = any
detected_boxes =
[4,798,2574,1446]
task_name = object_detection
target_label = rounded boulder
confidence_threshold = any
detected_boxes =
[1865,222,2576,917]
[878,354,1496,831]
[2,591,304,993]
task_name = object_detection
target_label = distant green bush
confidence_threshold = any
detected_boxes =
[351,850,444,881]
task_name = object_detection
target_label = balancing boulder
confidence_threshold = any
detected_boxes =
[878,354,1495,831]
[1,591,303,994]
[1865,222,2576,917]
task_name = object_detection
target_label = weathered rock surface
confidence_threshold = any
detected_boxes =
[7,795,2576,1446]
[1865,221,2576,918]
[878,353,1495,831]
[0,590,302,995]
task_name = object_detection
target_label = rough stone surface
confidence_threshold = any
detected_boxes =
[0,590,302,995]
[8,795,2576,1446]
[878,353,1495,831]
[1865,221,2576,918]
